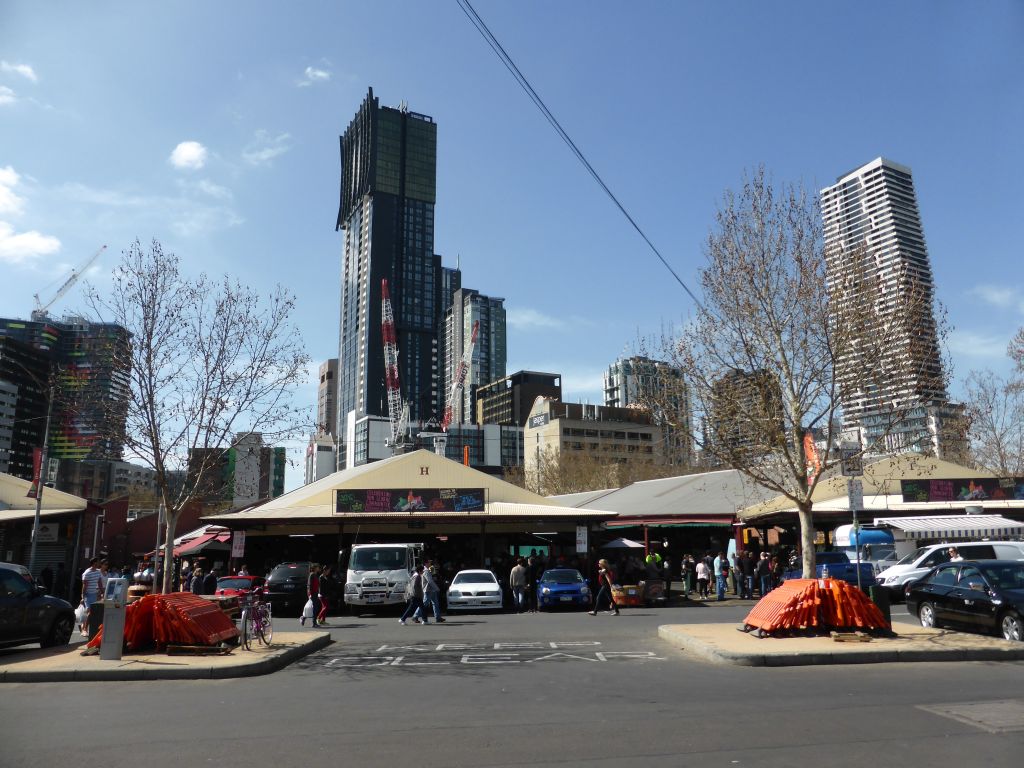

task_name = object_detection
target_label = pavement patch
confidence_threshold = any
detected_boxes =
[920,699,1024,733]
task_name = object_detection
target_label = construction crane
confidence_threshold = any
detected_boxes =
[440,319,479,432]
[381,279,410,453]
[32,244,107,321]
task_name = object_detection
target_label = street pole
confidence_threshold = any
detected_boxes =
[28,383,54,575]
[152,498,165,594]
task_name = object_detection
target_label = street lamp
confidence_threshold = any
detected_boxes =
[28,382,55,575]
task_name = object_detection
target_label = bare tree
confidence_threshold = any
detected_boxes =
[964,369,1024,475]
[87,239,311,593]
[643,168,948,577]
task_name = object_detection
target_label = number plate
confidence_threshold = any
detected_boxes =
[367,595,383,603]
[560,595,573,601]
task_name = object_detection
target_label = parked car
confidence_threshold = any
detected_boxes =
[446,569,503,611]
[0,561,76,649]
[877,541,1024,600]
[782,551,875,588]
[264,562,310,615]
[215,575,266,598]
[905,559,1024,641]
[537,568,591,610]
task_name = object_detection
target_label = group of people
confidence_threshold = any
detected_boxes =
[399,560,446,625]
[682,550,783,601]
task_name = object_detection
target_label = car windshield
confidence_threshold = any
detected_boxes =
[540,569,584,584]
[452,572,496,585]
[896,547,931,566]
[350,548,407,571]
[981,564,1024,591]
[217,578,254,590]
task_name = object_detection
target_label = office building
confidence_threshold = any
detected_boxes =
[604,355,692,467]
[317,359,338,437]
[0,336,51,479]
[476,370,562,428]
[0,315,130,469]
[188,432,286,508]
[442,288,506,426]
[708,368,784,459]
[336,88,441,450]
[820,157,957,455]
[523,398,663,490]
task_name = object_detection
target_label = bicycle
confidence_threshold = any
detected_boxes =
[240,588,273,650]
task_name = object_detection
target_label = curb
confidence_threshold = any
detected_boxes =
[0,633,332,683]
[657,625,1024,667]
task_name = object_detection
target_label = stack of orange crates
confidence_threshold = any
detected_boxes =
[87,592,240,651]
[742,578,890,636]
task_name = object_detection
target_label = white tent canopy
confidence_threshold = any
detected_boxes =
[873,514,1024,540]
[601,537,645,549]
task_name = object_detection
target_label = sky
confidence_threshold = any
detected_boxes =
[2,1,1022,491]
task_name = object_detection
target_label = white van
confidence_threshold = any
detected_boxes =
[875,540,1024,596]
[343,542,423,612]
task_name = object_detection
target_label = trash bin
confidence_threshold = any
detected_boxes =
[86,601,105,640]
[869,585,891,624]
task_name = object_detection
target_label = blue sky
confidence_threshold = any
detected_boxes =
[2,1,1022,490]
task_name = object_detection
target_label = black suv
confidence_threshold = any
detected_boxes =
[264,562,310,615]
[0,562,76,649]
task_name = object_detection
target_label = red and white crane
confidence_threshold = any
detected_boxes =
[381,279,409,452]
[441,319,479,432]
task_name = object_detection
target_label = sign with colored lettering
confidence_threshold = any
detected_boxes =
[335,488,486,514]
[900,478,1024,503]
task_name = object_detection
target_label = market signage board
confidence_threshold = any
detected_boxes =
[335,488,486,514]
[900,478,1024,503]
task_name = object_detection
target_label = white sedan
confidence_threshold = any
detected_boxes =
[446,569,504,611]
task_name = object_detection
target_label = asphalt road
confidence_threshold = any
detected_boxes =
[3,601,1024,767]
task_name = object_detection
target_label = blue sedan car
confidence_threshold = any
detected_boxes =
[537,568,591,611]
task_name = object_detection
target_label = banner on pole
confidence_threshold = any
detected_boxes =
[231,531,246,558]
[575,525,588,554]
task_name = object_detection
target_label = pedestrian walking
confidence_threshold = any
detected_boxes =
[696,558,710,599]
[509,558,528,613]
[400,564,427,625]
[317,565,334,625]
[203,567,218,595]
[79,557,103,634]
[756,552,772,597]
[588,558,619,615]
[302,564,322,627]
[713,551,729,601]
[526,555,540,612]
[190,567,205,595]
[742,551,756,599]
[421,561,444,623]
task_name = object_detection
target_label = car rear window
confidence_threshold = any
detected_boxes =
[268,564,308,581]
[959,545,996,559]
[218,577,255,590]
[541,570,584,584]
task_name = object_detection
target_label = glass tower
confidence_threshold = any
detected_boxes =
[336,89,440,451]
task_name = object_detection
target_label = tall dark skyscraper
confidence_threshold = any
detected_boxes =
[336,88,443,462]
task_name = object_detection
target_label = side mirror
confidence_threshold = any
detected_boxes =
[35,584,48,597]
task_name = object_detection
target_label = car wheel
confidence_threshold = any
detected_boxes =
[42,614,74,648]
[918,602,939,629]
[1001,611,1023,642]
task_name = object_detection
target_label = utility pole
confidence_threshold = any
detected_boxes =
[28,382,54,575]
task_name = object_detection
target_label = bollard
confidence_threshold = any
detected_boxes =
[869,585,891,625]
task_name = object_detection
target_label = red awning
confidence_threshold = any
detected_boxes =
[174,532,231,557]
[606,516,735,528]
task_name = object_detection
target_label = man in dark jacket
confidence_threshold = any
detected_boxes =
[741,552,756,599]
[203,568,218,595]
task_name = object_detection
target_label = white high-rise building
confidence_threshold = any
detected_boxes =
[441,288,506,426]
[820,157,961,457]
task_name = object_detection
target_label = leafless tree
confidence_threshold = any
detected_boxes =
[87,239,311,593]
[964,369,1024,475]
[642,168,948,577]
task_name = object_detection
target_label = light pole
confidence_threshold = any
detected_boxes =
[28,383,55,575]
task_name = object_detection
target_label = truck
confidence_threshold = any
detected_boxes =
[832,524,897,575]
[342,542,423,612]
[783,551,875,590]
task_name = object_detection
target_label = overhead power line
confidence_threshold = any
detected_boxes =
[456,0,703,310]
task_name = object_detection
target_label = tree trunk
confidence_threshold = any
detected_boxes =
[797,502,817,578]
[161,511,178,595]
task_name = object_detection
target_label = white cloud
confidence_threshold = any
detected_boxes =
[968,284,1024,314]
[58,181,243,239]
[948,329,1010,359]
[1,61,38,82]
[0,166,26,215]
[0,85,15,105]
[169,141,208,170]
[196,179,232,200]
[0,221,61,264]
[242,131,291,166]
[298,66,331,87]
[507,307,564,330]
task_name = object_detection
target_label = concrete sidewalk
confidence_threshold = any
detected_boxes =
[659,622,1024,666]
[0,631,331,682]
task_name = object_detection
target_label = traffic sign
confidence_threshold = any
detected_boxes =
[840,448,863,476]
